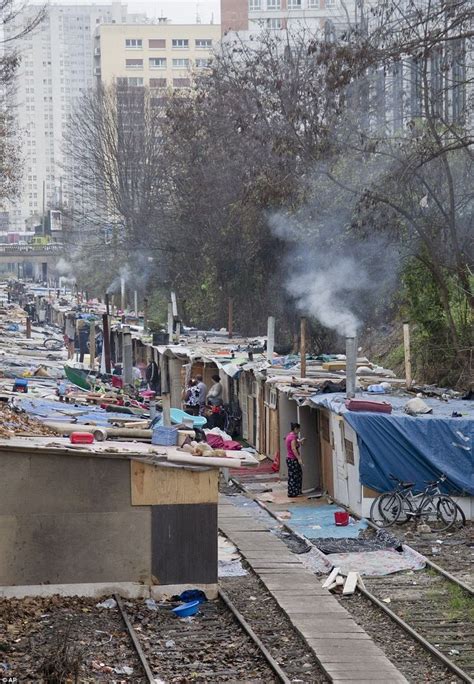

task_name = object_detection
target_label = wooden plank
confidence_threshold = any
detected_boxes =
[131,461,218,506]
[324,663,403,673]
[322,566,340,588]
[151,503,217,585]
[296,631,370,640]
[342,571,359,595]
[291,622,366,636]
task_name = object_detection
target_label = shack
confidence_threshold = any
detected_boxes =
[308,393,474,519]
[0,438,220,598]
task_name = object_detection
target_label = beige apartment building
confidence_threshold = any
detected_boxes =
[95,21,221,89]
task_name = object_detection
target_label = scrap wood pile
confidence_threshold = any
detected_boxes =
[0,402,56,439]
[322,567,363,596]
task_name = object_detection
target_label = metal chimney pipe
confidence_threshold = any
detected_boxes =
[346,336,357,399]
[266,316,275,363]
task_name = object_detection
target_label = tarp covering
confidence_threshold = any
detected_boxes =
[309,392,473,495]
[343,411,473,495]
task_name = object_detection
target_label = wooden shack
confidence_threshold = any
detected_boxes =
[0,439,218,598]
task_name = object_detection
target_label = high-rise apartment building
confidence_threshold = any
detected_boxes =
[95,21,221,90]
[4,3,144,232]
[221,0,354,37]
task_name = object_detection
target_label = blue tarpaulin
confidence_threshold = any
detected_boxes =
[309,392,473,495]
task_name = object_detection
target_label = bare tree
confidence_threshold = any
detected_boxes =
[63,83,170,294]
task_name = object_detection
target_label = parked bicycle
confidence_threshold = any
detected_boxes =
[370,474,458,531]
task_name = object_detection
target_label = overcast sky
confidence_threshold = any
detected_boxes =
[48,1,220,23]
[124,0,220,24]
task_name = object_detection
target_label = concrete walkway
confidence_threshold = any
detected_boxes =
[219,496,407,683]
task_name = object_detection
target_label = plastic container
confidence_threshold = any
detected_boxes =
[70,432,94,444]
[172,600,200,618]
[13,378,28,393]
[152,425,178,446]
[334,511,349,526]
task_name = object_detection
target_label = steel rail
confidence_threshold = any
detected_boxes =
[114,594,156,684]
[218,587,292,684]
[357,503,473,596]
[229,476,474,682]
[358,585,473,684]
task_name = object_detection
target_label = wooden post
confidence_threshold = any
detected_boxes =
[102,313,111,374]
[403,322,412,388]
[26,316,32,339]
[160,352,171,426]
[300,316,307,378]
[143,297,148,333]
[122,326,133,386]
[167,303,174,340]
[228,298,233,339]
[89,320,96,370]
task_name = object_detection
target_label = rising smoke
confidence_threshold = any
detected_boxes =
[269,163,401,338]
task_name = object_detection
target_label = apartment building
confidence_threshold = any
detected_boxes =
[221,0,355,36]
[95,22,221,90]
[4,3,144,232]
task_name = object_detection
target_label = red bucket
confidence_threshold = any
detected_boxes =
[334,511,349,526]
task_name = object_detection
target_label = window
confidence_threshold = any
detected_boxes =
[125,38,142,48]
[151,97,166,107]
[126,59,143,69]
[267,18,282,28]
[195,38,212,49]
[288,0,302,7]
[118,76,144,87]
[172,58,189,68]
[267,0,281,8]
[308,0,319,6]
[195,58,210,68]
[173,78,190,87]
[249,0,261,9]
[172,38,189,49]
[325,0,336,7]
[344,438,355,465]
[149,77,167,88]
[149,57,166,69]
[149,39,166,49]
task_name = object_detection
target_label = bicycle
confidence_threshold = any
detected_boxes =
[370,474,458,531]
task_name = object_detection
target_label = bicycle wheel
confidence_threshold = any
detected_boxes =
[420,495,457,532]
[454,503,466,528]
[397,495,415,524]
[370,493,403,527]
[44,337,63,351]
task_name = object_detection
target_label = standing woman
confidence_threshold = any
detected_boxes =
[285,422,303,498]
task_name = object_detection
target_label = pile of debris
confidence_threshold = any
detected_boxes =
[0,402,56,439]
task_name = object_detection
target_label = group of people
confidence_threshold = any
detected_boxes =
[182,374,223,416]
[63,312,103,363]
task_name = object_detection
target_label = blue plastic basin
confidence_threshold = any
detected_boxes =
[172,600,200,618]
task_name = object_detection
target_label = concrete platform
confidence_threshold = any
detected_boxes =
[219,496,407,684]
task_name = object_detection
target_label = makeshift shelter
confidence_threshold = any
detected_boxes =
[309,393,473,519]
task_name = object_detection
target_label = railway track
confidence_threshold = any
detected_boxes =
[114,590,316,683]
[361,570,473,682]
[229,476,474,684]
